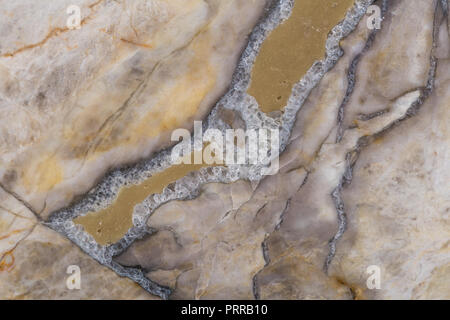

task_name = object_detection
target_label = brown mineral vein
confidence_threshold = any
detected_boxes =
[74,152,210,246]
[248,0,355,113]
[82,21,212,162]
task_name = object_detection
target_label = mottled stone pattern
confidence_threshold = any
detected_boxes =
[0,189,155,299]
[329,57,450,300]
[1,0,449,300]
[0,0,270,300]
[248,0,355,113]
[0,0,269,218]
[0,225,156,299]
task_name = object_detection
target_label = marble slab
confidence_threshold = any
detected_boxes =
[0,0,448,300]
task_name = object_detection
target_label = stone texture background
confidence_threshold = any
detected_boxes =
[0,0,448,299]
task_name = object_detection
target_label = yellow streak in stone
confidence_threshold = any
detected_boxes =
[22,155,63,193]
[248,0,355,113]
[74,151,209,246]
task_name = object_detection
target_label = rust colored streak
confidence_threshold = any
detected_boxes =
[1,0,106,58]
[0,250,15,272]
[0,228,29,241]
[2,27,69,58]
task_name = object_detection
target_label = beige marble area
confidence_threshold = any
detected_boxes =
[1,0,449,300]
[328,60,450,300]
[0,188,38,270]
[0,0,269,218]
[0,186,156,299]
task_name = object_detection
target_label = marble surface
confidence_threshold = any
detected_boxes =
[0,0,448,300]
[0,0,269,218]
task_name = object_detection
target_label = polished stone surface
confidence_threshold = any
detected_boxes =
[0,0,269,218]
[1,0,448,300]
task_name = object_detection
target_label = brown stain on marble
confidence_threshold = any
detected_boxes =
[248,0,355,113]
[0,250,15,272]
[120,38,154,49]
[74,151,210,246]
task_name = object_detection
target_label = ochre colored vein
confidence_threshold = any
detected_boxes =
[1,0,105,58]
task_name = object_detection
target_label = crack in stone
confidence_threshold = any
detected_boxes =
[252,233,271,300]
[252,186,303,300]
[0,183,43,222]
[336,0,388,143]
[261,238,271,266]
[252,273,261,300]
[324,0,443,274]
[76,20,216,176]
[275,198,291,231]
[108,260,172,299]
[253,202,268,220]
[357,107,391,121]
[0,223,38,264]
